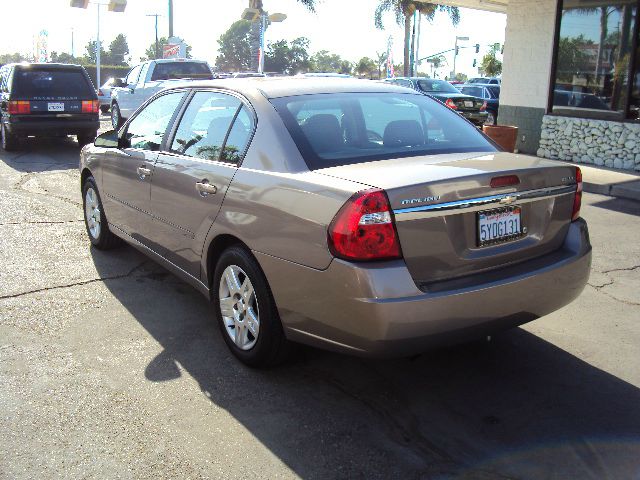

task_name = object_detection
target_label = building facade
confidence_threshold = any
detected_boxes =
[436,0,640,171]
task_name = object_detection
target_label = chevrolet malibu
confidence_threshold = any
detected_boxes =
[80,78,591,367]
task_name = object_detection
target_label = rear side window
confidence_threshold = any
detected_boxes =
[171,91,251,163]
[125,91,185,150]
[151,62,213,81]
[460,86,484,98]
[271,92,496,169]
[11,67,94,99]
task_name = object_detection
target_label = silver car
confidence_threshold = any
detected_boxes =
[80,78,591,367]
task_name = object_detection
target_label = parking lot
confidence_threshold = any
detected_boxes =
[0,120,639,479]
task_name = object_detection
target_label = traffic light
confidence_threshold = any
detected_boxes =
[475,43,480,53]
[455,46,459,55]
[70,0,89,8]
[473,59,477,67]
[108,0,127,12]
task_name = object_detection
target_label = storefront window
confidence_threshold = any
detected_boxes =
[552,0,637,118]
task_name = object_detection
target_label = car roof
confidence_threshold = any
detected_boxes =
[150,58,208,64]
[11,63,85,70]
[461,83,500,88]
[166,77,417,99]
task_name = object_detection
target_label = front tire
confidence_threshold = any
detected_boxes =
[82,176,122,250]
[213,246,290,367]
[485,112,497,126]
[1,123,19,151]
[111,103,122,130]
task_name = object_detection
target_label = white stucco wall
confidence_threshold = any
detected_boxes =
[500,0,558,109]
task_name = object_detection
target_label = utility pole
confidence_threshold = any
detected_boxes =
[71,28,75,57]
[168,0,173,37]
[452,35,468,79]
[146,14,161,59]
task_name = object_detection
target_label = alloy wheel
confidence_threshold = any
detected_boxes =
[84,187,102,240]
[218,265,260,350]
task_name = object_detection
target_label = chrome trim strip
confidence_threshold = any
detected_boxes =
[393,184,576,218]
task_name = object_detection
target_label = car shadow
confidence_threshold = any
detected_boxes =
[0,136,82,173]
[91,246,640,479]
[590,196,640,217]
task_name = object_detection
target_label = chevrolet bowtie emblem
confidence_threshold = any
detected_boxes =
[499,195,517,205]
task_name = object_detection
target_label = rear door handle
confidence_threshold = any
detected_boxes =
[137,166,152,178]
[195,180,217,196]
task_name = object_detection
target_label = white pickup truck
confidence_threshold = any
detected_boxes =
[110,58,213,129]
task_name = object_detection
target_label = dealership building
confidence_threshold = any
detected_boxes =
[438,0,640,171]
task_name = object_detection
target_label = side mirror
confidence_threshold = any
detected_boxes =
[94,130,120,148]
[112,78,126,88]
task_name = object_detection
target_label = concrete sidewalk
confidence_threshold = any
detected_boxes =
[552,161,640,202]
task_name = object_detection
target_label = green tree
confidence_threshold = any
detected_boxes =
[310,50,343,72]
[264,37,311,74]
[375,51,388,79]
[248,0,316,71]
[50,52,80,64]
[339,60,353,75]
[555,35,592,82]
[83,40,106,65]
[215,21,252,71]
[375,1,460,76]
[105,33,129,66]
[356,57,377,78]
[480,46,502,77]
[0,52,28,64]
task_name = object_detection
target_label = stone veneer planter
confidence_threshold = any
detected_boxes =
[537,115,640,171]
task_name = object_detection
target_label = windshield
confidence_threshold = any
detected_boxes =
[271,92,496,169]
[417,79,460,94]
[150,62,213,81]
[11,67,94,99]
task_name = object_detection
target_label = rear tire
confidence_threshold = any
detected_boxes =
[1,123,19,152]
[111,103,122,130]
[82,176,122,250]
[213,246,290,367]
[485,112,497,126]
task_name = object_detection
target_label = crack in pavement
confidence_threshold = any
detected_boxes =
[0,260,152,301]
[602,264,640,274]
[0,219,83,226]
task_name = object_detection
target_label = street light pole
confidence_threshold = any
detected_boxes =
[96,4,101,89]
[146,14,161,59]
[168,0,174,38]
[452,35,469,79]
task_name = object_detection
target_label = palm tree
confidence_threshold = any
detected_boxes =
[375,0,460,77]
[248,0,316,71]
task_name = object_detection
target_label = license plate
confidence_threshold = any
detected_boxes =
[48,102,64,112]
[464,100,474,108]
[478,207,522,246]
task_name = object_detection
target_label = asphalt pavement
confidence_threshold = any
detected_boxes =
[1,130,639,479]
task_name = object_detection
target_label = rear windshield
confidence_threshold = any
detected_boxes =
[460,86,484,97]
[271,92,497,169]
[11,67,94,99]
[417,79,460,94]
[151,62,213,81]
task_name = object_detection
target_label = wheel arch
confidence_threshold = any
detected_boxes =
[80,167,93,187]
[204,233,249,288]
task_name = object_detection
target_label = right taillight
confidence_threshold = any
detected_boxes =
[328,189,401,261]
[8,101,30,114]
[445,98,458,110]
[572,166,582,221]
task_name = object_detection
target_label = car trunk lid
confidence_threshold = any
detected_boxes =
[318,152,579,288]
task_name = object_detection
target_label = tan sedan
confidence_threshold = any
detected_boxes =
[80,78,591,367]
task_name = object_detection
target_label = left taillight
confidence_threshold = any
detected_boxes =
[8,101,30,114]
[480,101,487,111]
[328,189,402,261]
[572,166,582,221]
[82,100,99,113]
[445,98,457,110]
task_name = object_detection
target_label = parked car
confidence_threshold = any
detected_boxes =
[467,77,501,85]
[0,62,99,151]
[458,84,500,125]
[110,58,214,129]
[80,78,591,367]
[297,72,352,78]
[386,77,488,127]
[97,77,119,114]
[232,72,266,78]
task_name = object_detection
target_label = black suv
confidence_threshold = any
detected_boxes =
[0,63,100,151]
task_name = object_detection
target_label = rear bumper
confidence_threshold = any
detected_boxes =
[460,110,489,126]
[5,116,99,136]
[256,219,591,357]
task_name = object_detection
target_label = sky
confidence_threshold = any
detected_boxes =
[0,0,506,78]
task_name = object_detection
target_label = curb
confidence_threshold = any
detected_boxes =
[583,180,640,202]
